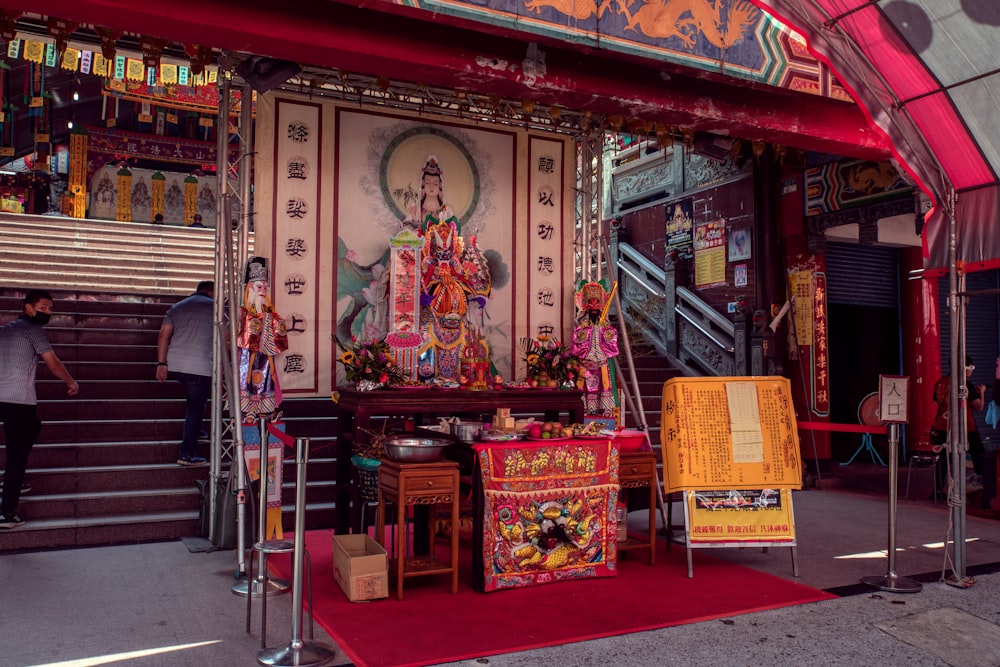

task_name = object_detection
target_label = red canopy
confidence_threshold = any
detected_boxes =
[753,0,1000,271]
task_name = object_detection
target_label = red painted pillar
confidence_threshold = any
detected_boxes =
[900,248,941,450]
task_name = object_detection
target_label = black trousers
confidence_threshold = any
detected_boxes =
[931,428,984,493]
[0,402,42,516]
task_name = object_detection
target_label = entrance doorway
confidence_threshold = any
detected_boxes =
[825,243,902,463]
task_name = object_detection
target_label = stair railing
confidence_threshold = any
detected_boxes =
[615,242,672,357]
[614,241,748,376]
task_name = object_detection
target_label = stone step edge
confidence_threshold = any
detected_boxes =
[2,510,200,532]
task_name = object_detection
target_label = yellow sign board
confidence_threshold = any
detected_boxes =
[661,376,802,492]
[685,488,795,544]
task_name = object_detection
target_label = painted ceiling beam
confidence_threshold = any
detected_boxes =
[22,0,890,158]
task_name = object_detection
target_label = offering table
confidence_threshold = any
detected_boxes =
[332,387,584,535]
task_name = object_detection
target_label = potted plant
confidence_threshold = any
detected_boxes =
[519,334,581,388]
[335,335,405,390]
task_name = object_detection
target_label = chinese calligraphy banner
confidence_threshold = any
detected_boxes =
[528,136,569,341]
[660,376,802,492]
[269,98,322,394]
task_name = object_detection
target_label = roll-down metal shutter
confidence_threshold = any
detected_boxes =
[824,242,899,308]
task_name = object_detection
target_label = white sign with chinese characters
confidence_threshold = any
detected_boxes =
[528,136,568,341]
[270,98,321,393]
[879,375,909,424]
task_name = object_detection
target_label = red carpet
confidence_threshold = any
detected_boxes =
[269,529,835,667]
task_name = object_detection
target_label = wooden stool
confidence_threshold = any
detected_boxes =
[618,451,658,565]
[375,459,460,600]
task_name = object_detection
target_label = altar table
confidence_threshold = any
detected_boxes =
[332,387,584,534]
[471,438,620,592]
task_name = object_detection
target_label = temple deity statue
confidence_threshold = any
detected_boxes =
[401,155,491,381]
[570,280,619,416]
[238,256,289,416]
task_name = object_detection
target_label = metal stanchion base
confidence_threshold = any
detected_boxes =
[231,576,291,598]
[861,572,922,593]
[258,641,337,667]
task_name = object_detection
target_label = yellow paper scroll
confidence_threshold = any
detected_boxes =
[660,376,802,492]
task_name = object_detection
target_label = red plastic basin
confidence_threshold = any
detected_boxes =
[614,430,647,452]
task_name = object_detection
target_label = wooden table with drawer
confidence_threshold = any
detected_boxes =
[618,451,658,565]
[375,459,460,600]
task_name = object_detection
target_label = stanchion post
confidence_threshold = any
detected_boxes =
[258,437,337,667]
[233,417,290,598]
[861,423,922,593]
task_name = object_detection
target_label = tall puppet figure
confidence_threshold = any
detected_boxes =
[570,280,619,417]
[238,256,289,416]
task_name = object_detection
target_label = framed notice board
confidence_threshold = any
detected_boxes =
[660,376,802,492]
[661,377,801,577]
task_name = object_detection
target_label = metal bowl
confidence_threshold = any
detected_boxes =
[450,421,484,444]
[383,436,451,463]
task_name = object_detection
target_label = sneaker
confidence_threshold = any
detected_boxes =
[177,456,208,467]
[0,480,30,495]
[0,512,25,529]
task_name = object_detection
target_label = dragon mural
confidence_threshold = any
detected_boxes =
[523,0,761,49]
[617,0,759,48]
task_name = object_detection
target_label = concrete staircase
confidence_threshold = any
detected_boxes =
[0,287,339,552]
[0,213,220,295]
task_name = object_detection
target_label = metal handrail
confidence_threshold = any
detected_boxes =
[676,286,734,333]
[617,243,667,298]
[675,306,735,352]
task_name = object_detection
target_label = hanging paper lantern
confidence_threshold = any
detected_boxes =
[184,173,198,223]
[151,171,165,221]
[116,165,132,222]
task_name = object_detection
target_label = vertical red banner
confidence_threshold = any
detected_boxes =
[812,272,830,415]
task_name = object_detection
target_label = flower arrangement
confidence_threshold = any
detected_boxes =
[335,336,405,388]
[520,335,581,388]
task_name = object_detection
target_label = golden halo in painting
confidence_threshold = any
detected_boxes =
[380,126,480,227]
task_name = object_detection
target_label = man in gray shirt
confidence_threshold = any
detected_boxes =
[0,289,79,529]
[156,281,213,466]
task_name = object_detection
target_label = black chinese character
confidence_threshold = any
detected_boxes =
[284,273,307,294]
[283,354,305,374]
[287,158,308,180]
[285,198,308,219]
[286,314,307,334]
[537,185,554,206]
[285,239,307,258]
[287,121,310,143]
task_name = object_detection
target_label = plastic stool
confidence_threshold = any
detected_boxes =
[905,452,940,504]
[246,539,314,648]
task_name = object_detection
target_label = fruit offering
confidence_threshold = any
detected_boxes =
[525,421,573,439]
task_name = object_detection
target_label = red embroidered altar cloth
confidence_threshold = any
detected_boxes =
[474,439,619,592]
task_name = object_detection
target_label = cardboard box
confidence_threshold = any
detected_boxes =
[332,534,388,602]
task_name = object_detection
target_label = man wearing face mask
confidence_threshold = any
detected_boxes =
[0,290,79,529]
